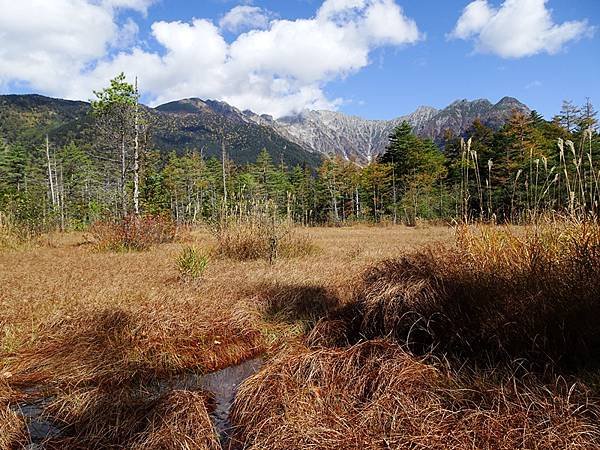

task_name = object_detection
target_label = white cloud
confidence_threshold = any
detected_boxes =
[450,0,493,40]
[102,0,156,14]
[317,0,367,20]
[0,0,422,118]
[0,0,116,92]
[112,18,140,49]
[219,5,272,33]
[525,80,542,89]
[450,0,595,58]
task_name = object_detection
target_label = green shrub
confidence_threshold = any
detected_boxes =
[177,246,209,280]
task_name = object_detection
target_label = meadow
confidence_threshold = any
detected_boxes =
[2,219,600,449]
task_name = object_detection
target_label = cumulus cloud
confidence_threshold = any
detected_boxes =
[112,18,140,49]
[219,5,273,33]
[0,0,116,92]
[450,0,595,58]
[102,0,156,14]
[0,0,422,117]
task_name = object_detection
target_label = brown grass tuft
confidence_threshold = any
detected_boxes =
[90,214,177,251]
[323,221,600,371]
[213,220,318,262]
[231,340,600,450]
[131,390,220,450]
[0,381,27,450]
[0,407,27,450]
[10,303,263,388]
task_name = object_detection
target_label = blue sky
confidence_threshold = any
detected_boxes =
[1,0,598,119]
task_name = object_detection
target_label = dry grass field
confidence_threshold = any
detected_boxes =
[3,221,600,449]
[0,224,453,449]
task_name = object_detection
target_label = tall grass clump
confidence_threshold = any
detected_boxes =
[0,381,27,450]
[231,340,600,450]
[176,245,209,280]
[320,219,600,371]
[130,390,220,450]
[213,216,317,262]
[0,212,27,252]
[0,407,27,450]
[5,303,263,447]
[91,214,177,251]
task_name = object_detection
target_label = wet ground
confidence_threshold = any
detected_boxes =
[12,357,264,448]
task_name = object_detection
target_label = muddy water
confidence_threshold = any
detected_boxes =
[163,356,264,444]
[13,395,60,448]
[13,357,263,447]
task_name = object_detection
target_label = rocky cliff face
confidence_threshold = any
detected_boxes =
[261,106,438,164]
[256,97,530,164]
[419,97,530,142]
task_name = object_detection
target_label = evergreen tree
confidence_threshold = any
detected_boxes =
[559,100,581,132]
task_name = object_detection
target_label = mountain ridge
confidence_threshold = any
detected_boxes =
[0,94,530,166]
[255,96,529,163]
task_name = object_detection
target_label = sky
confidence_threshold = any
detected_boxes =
[0,0,598,120]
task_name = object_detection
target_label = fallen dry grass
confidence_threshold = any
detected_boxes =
[231,340,600,450]
[0,380,27,450]
[0,223,451,447]
[229,220,600,449]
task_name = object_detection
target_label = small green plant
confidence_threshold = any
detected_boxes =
[176,246,209,280]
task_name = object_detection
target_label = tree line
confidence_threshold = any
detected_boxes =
[0,74,598,231]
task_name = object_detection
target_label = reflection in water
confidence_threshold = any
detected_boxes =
[14,357,263,447]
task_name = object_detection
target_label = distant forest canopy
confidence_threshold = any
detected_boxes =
[0,76,598,229]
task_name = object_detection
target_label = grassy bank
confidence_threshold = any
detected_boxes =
[7,221,597,449]
[229,220,600,449]
[0,224,450,448]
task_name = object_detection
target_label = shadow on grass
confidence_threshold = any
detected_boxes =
[254,282,341,326]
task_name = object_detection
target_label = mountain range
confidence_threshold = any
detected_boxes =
[0,94,530,166]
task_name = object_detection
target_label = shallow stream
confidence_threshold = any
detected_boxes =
[13,356,264,448]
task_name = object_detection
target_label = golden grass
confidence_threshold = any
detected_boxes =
[231,340,600,450]
[130,390,220,450]
[0,224,451,447]
[326,220,600,370]
[41,388,220,449]
[7,221,600,448]
[212,220,319,261]
[228,219,600,449]
[0,381,27,450]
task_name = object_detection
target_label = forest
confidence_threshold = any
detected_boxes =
[1,75,598,234]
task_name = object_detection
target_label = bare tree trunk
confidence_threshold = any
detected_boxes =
[59,164,65,231]
[45,135,56,207]
[221,140,228,218]
[121,132,127,217]
[133,77,140,216]
[355,187,360,220]
[392,160,397,225]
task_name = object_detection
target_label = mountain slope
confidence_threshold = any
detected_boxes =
[0,94,530,167]
[260,106,438,164]
[152,98,321,166]
[0,94,91,147]
[257,97,530,164]
[419,97,530,142]
[0,95,322,167]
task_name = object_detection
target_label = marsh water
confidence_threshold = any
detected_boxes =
[14,357,264,447]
